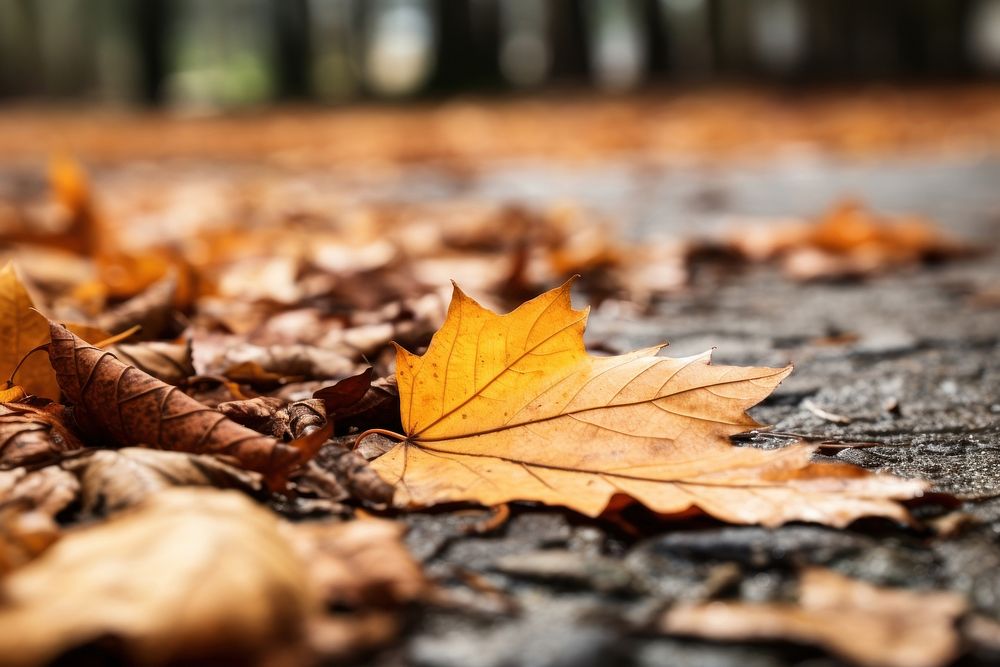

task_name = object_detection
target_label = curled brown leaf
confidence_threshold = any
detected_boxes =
[48,323,329,488]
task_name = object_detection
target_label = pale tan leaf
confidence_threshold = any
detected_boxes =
[0,467,79,574]
[661,568,967,667]
[0,488,315,667]
[61,447,263,516]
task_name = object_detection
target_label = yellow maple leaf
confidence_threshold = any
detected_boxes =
[0,263,59,399]
[368,281,926,527]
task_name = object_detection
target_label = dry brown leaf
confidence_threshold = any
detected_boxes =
[192,335,358,380]
[282,517,426,661]
[287,516,425,660]
[314,368,402,436]
[0,466,79,574]
[106,339,194,385]
[283,517,426,610]
[0,263,59,399]
[219,397,327,441]
[48,324,331,488]
[0,488,316,667]
[314,368,376,416]
[217,396,289,433]
[0,466,78,520]
[275,399,328,440]
[223,360,297,385]
[369,281,925,526]
[0,402,84,469]
[60,447,263,516]
[305,445,396,507]
[661,568,967,667]
[95,271,178,339]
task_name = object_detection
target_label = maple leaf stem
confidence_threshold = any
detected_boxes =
[6,342,51,388]
[354,428,408,450]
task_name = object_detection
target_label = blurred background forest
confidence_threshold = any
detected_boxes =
[1,0,999,110]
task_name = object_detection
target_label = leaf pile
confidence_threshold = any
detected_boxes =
[0,489,425,666]
[0,157,974,667]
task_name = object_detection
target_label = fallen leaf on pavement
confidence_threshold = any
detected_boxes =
[661,568,967,667]
[369,281,926,526]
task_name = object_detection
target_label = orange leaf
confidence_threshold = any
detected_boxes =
[0,263,59,399]
[370,281,926,527]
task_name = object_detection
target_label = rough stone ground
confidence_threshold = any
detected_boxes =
[359,154,1000,667]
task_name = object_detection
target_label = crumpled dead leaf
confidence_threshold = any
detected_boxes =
[0,487,426,666]
[0,488,316,667]
[314,368,402,436]
[48,324,331,488]
[370,281,926,527]
[283,517,426,610]
[95,272,178,340]
[302,444,396,507]
[219,397,327,441]
[217,396,289,433]
[661,568,967,667]
[0,401,84,469]
[282,517,427,661]
[192,334,358,381]
[106,339,194,386]
[60,447,263,516]
[216,394,393,507]
[0,466,79,574]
